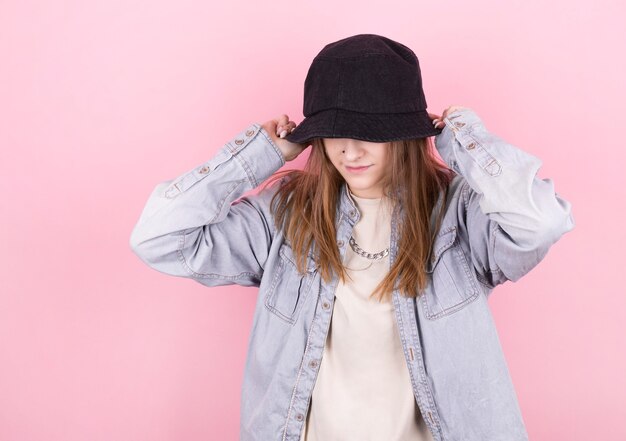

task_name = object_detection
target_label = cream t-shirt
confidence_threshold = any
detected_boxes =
[300,190,434,441]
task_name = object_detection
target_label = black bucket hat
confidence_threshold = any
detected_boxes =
[285,33,442,145]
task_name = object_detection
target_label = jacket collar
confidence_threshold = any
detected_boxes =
[338,180,447,231]
[338,181,405,226]
[338,181,361,226]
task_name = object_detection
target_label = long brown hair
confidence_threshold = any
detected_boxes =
[260,136,456,303]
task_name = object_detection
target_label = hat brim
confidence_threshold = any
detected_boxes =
[284,107,443,145]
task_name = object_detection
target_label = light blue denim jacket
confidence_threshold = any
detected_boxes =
[129,108,575,441]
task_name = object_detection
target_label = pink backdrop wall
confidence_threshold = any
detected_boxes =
[1,0,623,440]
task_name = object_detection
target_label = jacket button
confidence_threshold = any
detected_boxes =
[322,301,330,310]
[235,138,244,145]
[245,129,255,137]
[349,209,356,218]
[198,165,210,174]
[296,413,304,421]
[466,142,476,150]
[337,240,344,248]
[454,121,466,128]
[308,360,319,369]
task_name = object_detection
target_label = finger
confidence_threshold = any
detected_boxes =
[277,114,290,128]
[276,115,291,134]
[278,120,293,138]
[279,122,298,138]
[278,120,298,137]
[428,112,441,120]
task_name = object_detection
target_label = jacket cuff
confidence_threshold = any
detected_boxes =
[227,122,286,187]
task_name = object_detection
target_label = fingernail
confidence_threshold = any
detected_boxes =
[279,130,287,138]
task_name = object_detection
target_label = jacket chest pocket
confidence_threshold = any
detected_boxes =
[420,225,480,320]
[264,243,319,325]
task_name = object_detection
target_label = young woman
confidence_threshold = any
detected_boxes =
[130,34,575,441]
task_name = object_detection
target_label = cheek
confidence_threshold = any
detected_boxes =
[376,151,388,168]
[329,153,342,169]
[327,156,341,172]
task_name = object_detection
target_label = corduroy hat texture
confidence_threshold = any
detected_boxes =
[285,33,442,145]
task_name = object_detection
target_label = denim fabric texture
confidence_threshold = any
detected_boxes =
[130,108,575,441]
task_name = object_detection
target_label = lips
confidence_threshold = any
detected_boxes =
[346,165,371,170]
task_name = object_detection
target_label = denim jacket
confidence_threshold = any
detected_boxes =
[129,108,575,441]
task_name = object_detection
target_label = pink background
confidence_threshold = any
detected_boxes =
[1,0,624,440]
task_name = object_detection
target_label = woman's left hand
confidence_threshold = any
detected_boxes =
[428,105,469,129]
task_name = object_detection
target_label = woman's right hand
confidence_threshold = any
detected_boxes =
[261,114,309,162]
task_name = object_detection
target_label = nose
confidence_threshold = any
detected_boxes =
[341,142,365,159]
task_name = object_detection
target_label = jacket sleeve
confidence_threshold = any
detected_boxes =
[129,122,286,288]
[434,108,575,289]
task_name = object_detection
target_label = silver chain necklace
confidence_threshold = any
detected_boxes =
[349,235,389,260]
